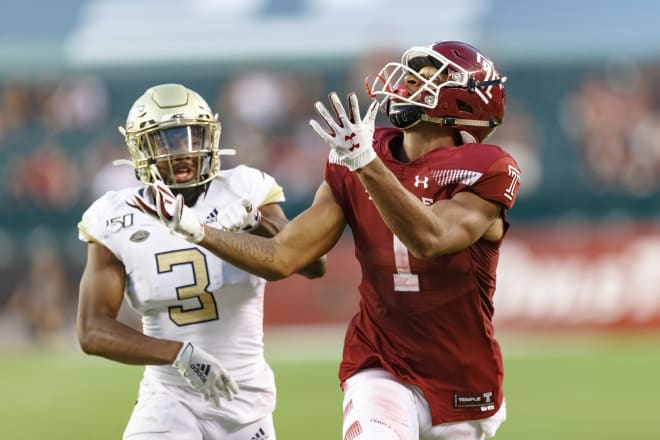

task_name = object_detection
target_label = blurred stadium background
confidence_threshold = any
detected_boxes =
[1,1,659,438]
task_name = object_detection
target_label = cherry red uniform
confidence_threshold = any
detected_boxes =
[324,126,521,425]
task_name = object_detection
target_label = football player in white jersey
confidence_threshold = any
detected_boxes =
[76,83,326,440]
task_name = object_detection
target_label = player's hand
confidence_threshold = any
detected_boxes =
[127,180,205,243]
[309,91,379,171]
[172,342,240,407]
[218,199,262,232]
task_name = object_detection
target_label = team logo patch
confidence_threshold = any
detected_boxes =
[129,230,150,242]
[453,391,495,412]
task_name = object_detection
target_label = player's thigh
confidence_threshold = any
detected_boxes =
[222,413,276,440]
[420,400,507,440]
[123,380,202,440]
[342,368,419,440]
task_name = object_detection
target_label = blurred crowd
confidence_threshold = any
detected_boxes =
[3,55,660,345]
[560,60,660,195]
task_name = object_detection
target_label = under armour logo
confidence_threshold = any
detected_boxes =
[345,133,360,151]
[414,175,429,188]
[483,391,493,403]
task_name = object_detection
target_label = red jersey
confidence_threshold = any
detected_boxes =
[324,127,521,424]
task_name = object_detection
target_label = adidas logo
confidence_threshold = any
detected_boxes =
[250,427,270,440]
[204,208,218,225]
[190,363,211,383]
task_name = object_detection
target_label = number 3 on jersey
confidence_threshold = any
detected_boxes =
[156,249,219,325]
[393,234,420,292]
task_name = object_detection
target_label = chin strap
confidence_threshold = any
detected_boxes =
[389,105,500,131]
[421,115,500,128]
[388,105,425,129]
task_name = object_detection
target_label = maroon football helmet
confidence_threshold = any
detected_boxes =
[365,41,507,143]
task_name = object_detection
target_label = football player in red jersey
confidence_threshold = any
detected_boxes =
[133,41,520,439]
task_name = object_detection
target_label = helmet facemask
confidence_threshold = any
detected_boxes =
[119,84,238,205]
[366,46,469,119]
[127,123,220,189]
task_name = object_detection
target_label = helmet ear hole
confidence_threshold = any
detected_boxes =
[456,100,473,113]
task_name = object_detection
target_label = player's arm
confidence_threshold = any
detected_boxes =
[199,182,344,280]
[356,160,502,259]
[309,91,502,259]
[78,241,239,404]
[252,202,328,279]
[76,242,182,364]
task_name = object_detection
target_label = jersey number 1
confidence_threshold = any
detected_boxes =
[393,235,420,292]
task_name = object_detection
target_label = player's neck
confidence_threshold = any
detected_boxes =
[402,125,459,161]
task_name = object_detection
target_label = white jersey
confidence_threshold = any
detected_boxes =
[78,164,283,393]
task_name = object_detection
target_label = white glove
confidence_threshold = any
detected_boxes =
[309,91,379,171]
[218,199,262,232]
[172,342,240,407]
[128,180,205,243]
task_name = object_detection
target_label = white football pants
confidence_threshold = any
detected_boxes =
[342,368,506,440]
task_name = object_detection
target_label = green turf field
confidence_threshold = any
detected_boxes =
[0,331,658,439]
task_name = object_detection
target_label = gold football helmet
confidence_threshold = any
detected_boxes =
[120,83,231,189]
